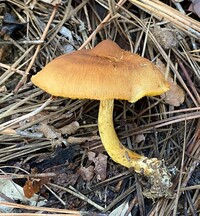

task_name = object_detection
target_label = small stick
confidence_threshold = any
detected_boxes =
[0,172,56,180]
[49,183,105,211]
[179,185,200,191]
[0,201,81,215]
[69,186,105,211]
[44,184,66,206]
[0,40,44,45]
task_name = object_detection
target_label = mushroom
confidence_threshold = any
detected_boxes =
[31,40,172,198]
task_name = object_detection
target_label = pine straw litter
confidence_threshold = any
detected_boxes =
[0,0,200,215]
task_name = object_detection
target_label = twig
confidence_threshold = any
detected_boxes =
[0,173,56,180]
[179,185,200,191]
[0,40,44,45]
[44,184,66,206]
[49,183,105,211]
[0,201,81,215]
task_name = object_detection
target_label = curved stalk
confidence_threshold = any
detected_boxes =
[98,99,172,198]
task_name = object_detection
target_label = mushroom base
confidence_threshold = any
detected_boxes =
[98,99,173,199]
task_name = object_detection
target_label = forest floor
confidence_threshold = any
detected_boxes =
[0,0,200,215]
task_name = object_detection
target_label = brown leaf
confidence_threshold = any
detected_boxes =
[23,168,52,199]
[78,166,95,181]
[55,173,79,187]
[164,82,185,106]
[38,123,60,139]
[23,179,40,198]
[151,26,177,49]
[59,121,79,135]
[23,175,51,199]
[188,0,200,17]
[134,133,145,144]
[156,58,185,106]
[88,152,107,181]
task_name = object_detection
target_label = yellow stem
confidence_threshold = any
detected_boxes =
[98,99,172,198]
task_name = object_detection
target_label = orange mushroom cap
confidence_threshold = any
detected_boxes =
[31,40,169,103]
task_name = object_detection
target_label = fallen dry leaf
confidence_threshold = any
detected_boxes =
[37,122,66,147]
[78,166,95,181]
[188,0,200,18]
[134,133,145,144]
[151,26,178,50]
[59,121,79,135]
[38,122,60,139]
[164,82,185,107]
[0,178,46,206]
[156,58,185,106]
[23,179,40,199]
[88,152,107,181]
[55,172,79,188]
[23,174,51,199]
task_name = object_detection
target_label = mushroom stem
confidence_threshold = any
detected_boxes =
[98,99,172,198]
